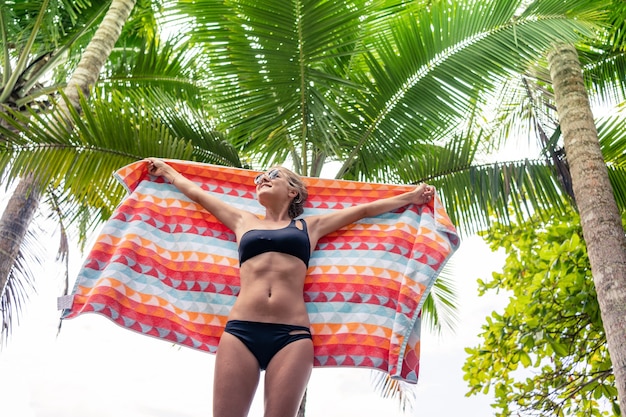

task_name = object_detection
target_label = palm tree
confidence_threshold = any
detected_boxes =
[0,0,115,343]
[0,0,243,342]
[547,42,626,414]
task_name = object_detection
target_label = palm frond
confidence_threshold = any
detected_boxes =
[580,48,626,106]
[104,35,210,107]
[337,0,599,179]
[122,0,162,41]
[166,0,375,170]
[1,1,111,110]
[599,107,626,165]
[0,90,242,219]
[605,0,626,51]
[0,225,44,347]
[132,88,244,166]
[369,371,416,413]
[421,263,459,334]
[431,104,626,236]
[8,0,98,45]
[598,107,626,210]
[437,158,571,236]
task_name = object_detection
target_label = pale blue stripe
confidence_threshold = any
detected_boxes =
[78,263,237,314]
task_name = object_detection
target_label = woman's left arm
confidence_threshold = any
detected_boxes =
[306,183,434,243]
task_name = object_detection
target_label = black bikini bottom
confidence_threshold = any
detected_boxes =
[223,320,312,370]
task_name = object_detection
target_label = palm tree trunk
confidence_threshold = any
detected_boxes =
[57,0,137,117]
[548,43,626,413]
[0,173,42,296]
[0,0,137,328]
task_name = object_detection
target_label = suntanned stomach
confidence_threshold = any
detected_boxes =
[227,251,310,327]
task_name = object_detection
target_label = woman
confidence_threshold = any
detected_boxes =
[145,158,434,417]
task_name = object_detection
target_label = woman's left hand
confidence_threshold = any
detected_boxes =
[413,183,435,205]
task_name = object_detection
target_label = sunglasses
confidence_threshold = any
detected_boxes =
[254,168,281,185]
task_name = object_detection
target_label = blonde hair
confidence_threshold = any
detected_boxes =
[273,166,308,218]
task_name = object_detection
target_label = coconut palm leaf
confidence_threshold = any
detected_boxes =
[336,0,601,178]
[0,227,43,345]
[0,1,110,104]
[370,372,415,413]
[432,105,626,236]
[599,108,626,167]
[605,0,626,51]
[422,265,459,334]
[598,108,626,209]
[5,0,96,47]
[104,35,212,108]
[169,0,372,171]
[0,89,243,223]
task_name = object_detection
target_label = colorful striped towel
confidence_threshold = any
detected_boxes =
[60,160,460,383]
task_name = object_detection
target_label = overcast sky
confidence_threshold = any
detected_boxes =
[0,232,507,417]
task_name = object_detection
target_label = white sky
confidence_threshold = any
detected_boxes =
[0,232,508,417]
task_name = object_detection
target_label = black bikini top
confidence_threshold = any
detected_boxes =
[238,219,311,267]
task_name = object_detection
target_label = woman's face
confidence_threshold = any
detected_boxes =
[255,168,294,201]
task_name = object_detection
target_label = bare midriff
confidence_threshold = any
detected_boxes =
[228,251,310,327]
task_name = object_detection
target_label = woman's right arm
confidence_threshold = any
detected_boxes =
[145,158,248,233]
